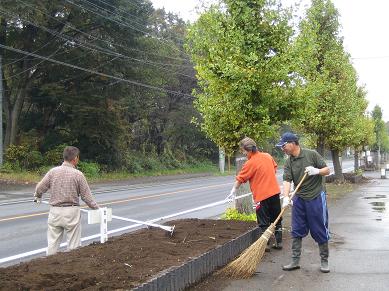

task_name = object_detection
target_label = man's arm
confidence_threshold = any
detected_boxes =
[283,181,292,197]
[318,166,330,176]
[35,170,52,197]
[78,174,99,209]
[305,151,331,176]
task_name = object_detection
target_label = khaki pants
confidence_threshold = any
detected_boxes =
[47,206,81,255]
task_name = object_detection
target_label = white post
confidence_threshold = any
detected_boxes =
[100,207,108,243]
[219,147,225,173]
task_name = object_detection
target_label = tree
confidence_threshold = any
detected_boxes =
[291,0,369,181]
[1,1,214,169]
[371,105,389,165]
[186,0,301,155]
[0,0,151,149]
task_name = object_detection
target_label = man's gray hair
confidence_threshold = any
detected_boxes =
[63,146,80,162]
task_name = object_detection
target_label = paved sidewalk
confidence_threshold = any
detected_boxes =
[192,171,389,291]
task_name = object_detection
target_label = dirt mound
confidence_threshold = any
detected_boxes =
[0,219,256,290]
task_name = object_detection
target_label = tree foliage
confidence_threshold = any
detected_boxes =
[372,105,389,152]
[186,0,301,154]
[0,0,216,170]
[291,0,370,181]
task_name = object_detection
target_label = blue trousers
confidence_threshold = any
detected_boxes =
[291,191,330,244]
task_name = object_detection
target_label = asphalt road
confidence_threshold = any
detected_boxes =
[0,160,354,266]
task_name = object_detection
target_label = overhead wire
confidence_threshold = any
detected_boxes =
[17,0,189,63]
[65,0,183,55]
[2,37,57,66]
[0,43,195,99]
[0,8,196,80]
[93,0,186,44]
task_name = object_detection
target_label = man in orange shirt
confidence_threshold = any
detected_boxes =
[229,137,283,249]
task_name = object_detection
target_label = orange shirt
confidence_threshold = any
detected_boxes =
[236,151,280,203]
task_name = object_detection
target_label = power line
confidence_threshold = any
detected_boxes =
[0,9,195,80]
[5,46,63,79]
[78,0,186,44]
[0,44,194,98]
[65,0,183,54]
[93,0,186,43]
[17,0,189,63]
[3,37,57,66]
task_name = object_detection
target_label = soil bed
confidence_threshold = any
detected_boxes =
[0,219,256,290]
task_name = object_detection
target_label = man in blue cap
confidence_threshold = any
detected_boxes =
[276,132,331,273]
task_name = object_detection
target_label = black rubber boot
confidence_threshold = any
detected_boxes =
[282,237,302,271]
[272,226,283,250]
[319,242,330,273]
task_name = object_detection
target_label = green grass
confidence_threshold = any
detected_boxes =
[326,182,356,199]
[0,171,42,183]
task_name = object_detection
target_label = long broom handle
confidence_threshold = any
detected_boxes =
[272,172,308,226]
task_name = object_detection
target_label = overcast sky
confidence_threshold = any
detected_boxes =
[151,0,389,121]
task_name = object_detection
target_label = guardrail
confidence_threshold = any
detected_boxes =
[0,193,252,265]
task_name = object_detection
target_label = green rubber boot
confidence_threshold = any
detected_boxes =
[319,243,330,273]
[282,237,301,271]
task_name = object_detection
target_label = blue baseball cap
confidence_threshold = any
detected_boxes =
[276,132,299,148]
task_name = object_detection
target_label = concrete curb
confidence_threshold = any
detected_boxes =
[132,227,261,291]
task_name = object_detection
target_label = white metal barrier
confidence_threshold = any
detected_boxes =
[0,193,252,265]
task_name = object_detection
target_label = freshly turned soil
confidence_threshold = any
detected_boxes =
[0,219,257,290]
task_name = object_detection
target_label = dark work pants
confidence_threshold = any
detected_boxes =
[256,193,282,243]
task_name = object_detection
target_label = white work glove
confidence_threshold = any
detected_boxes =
[33,193,41,204]
[227,187,237,201]
[282,196,291,208]
[253,201,261,211]
[305,166,320,176]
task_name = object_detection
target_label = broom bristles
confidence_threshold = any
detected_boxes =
[222,223,276,278]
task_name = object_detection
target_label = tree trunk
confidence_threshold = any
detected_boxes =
[316,135,325,157]
[331,149,344,182]
[234,155,254,214]
[4,89,25,147]
[354,149,359,172]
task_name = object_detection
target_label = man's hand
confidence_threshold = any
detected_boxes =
[33,193,41,204]
[282,196,291,208]
[305,166,320,176]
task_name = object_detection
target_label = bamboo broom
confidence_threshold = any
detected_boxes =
[222,172,308,278]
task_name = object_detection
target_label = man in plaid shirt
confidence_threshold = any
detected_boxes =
[34,146,99,255]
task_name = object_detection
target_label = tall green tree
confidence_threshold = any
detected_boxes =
[1,1,214,169]
[186,0,301,154]
[371,105,389,156]
[0,0,151,149]
[291,0,369,181]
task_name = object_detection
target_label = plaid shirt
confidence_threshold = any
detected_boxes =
[35,162,99,209]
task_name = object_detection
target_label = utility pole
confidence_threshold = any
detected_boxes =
[0,54,3,166]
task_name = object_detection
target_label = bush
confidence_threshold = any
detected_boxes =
[25,150,44,169]
[44,144,67,166]
[78,161,100,178]
[222,208,257,222]
[5,145,29,166]
[5,145,44,170]
[0,162,15,173]
[159,150,183,169]
[123,152,145,173]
